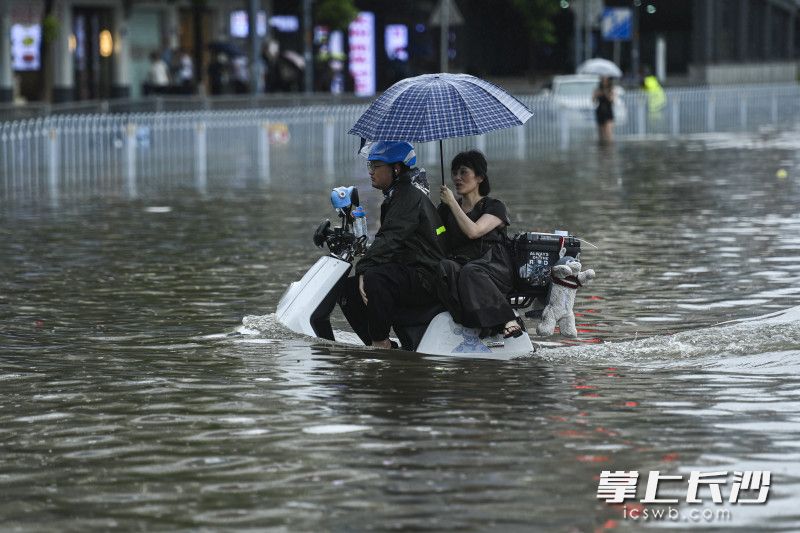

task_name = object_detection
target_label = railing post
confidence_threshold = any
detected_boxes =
[420,142,432,170]
[257,121,271,184]
[515,127,525,160]
[706,95,715,132]
[125,122,137,197]
[6,127,14,201]
[476,133,486,154]
[771,93,778,125]
[47,127,59,204]
[740,98,748,130]
[323,118,335,181]
[558,110,569,150]
[671,100,680,136]
[194,121,207,192]
[636,98,646,136]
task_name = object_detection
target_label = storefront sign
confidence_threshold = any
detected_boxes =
[385,24,408,61]
[11,24,41,71]
[348,12,375,97]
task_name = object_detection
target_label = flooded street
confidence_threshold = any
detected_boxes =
[2,134,800,530]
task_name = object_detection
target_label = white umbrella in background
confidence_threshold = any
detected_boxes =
[576,58,623,78]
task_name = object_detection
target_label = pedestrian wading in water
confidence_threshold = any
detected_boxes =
[593,76,615,144]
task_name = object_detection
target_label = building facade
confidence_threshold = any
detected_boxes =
[594,0,798,83]
[1,0,240,103]
[1,0,799,104]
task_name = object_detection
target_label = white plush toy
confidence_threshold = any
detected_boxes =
[536,252,596,338]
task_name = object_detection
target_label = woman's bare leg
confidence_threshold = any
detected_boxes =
[603,121,614,143]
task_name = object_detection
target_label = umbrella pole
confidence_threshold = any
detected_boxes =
[439,139,445,186]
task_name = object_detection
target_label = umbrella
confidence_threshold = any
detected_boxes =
[348,73,533,185]
[576,58,622,78]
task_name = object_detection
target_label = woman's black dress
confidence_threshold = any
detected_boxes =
[595,91,614,125]
[436,197,516,332]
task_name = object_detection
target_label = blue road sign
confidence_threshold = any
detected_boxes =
[601,8,632,41]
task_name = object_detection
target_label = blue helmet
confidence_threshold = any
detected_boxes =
[367,141,417,167]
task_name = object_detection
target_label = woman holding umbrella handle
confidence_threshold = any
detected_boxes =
[437,150,522,338]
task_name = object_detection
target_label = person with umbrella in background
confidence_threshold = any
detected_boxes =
[578,58,623,144]
[593,77,616,144]
[338,141,446,349]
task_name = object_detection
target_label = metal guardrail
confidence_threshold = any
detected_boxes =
[1,84,799,205]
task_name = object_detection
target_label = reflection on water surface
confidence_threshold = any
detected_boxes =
[1,136,800,530]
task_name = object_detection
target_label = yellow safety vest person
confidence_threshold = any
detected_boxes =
[643,75,666,120]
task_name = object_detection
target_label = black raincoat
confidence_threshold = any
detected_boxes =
[355,171,446,295]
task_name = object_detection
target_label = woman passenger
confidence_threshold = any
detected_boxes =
[436,150,521,338]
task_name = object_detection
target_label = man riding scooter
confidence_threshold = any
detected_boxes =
[338,141,446,349]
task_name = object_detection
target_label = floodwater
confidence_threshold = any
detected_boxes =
[2,132,800,531]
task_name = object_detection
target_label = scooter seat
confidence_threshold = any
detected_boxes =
[393,302,445,327]
[391,302,446,352]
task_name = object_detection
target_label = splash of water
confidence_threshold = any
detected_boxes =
[240,313,290,337]
[539,305,800,363]
[239,306,800,364]
[240,313,365,347]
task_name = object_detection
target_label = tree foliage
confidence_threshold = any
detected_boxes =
[509,0,561,45]
[316,0,359,31]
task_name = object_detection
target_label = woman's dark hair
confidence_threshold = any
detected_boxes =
[451,149,490,196]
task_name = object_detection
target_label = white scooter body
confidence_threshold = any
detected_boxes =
[415,312,533,359]
[276,255,534,359]
[276,256,351,338]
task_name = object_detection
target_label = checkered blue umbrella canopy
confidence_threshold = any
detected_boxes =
[349,73,533,142]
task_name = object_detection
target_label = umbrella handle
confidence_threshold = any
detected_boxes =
[439,139,445,187]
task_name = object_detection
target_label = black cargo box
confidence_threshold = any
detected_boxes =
[510,232,581,298]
